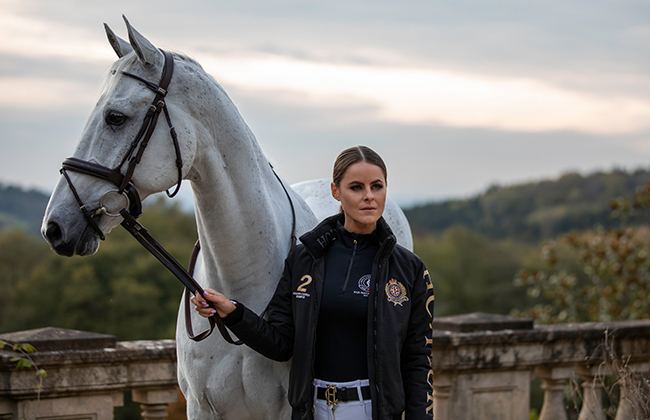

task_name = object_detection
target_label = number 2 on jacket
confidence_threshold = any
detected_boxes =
[297,275,312,292]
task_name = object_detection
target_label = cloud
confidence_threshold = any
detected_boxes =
[3,1,650,137]
[2,0,650,204]
[0,8,114,64]
[199,53,650,135]
[0,77,97,109]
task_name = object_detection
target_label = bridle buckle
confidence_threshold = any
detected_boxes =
[325,384,338,407]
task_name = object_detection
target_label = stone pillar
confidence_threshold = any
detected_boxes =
[535,366,573,420]
[576,365,607,420]
[132,388,178,420]
[614,362,649,420]
[431,313,536,420]
[432,372,453,420]
[14,393,123,420]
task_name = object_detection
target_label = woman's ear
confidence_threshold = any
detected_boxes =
[331,182,340,201]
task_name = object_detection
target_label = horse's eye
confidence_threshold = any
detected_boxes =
[105,111,127,126]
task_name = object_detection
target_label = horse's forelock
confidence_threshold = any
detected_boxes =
[99,51,204,94]
[99,53,139,94]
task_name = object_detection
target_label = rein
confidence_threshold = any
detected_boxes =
[60,49,297,344]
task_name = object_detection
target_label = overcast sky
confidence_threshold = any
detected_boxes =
[2,0,650,207]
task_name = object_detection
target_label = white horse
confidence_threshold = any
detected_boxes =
[41,17,412,420]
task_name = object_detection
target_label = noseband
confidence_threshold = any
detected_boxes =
[58,49,297,343]
[61,49,181,240]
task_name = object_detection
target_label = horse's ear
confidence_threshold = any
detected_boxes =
[122,15,162,67]
[104,23,133,58]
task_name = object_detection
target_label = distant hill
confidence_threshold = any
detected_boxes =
[404,169,650,242]
[5,168,650,243]
[0,184,50,237]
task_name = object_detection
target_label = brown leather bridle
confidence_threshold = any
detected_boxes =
[59,49,298,344]
[61,49,181,241]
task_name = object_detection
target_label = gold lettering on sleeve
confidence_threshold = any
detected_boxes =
[423,270,434,319]
[426,356,434,413]
[426,392,434,413]
[425,295,434,318]
[424,269,435,415]
[424,270,433,290]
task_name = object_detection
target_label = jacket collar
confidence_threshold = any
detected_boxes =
[300,213,396,261]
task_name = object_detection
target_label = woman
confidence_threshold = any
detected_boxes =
[192,146,434,420]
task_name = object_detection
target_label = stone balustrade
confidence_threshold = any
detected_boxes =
[431,313,650,420]
[0,327,177,420]
[2,315,650,420]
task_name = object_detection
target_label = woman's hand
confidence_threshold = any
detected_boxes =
[190,289,236,318]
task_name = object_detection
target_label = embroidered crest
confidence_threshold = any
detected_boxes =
[357,275,371,293]
[385,278,409,306]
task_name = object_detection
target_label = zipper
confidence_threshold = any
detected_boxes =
[373,262,382,415]
[341,239,357,292]
[310,259,320,409]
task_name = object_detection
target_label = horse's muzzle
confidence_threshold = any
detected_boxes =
[43,220,99,257]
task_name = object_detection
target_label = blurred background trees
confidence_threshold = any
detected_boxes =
[0,196,196,339]
[2,167,650,339]
[512,181,650,323]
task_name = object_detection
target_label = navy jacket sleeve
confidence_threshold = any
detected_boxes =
[222,258,296,362]
[401,262,434,419]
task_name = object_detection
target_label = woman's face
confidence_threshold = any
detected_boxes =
[331,161,386,235]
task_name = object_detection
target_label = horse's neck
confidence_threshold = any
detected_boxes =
[188,99,291,307]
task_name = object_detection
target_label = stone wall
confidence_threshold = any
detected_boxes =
[0,327,177,420]
[2,315,650,420]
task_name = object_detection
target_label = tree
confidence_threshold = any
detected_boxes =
[513,183,650,323]
[1,197,197,340]
[414,225,536,316]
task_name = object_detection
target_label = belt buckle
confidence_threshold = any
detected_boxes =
[325,384,338,407]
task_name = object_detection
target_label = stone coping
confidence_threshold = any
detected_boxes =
[430,319,650,371]
[432,312,534,332]
[0,327,116,352]
[432,319,650,347]
[0,339,176,369]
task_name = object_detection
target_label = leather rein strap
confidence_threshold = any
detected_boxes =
[183,164,298,344]
[60,49,297,344]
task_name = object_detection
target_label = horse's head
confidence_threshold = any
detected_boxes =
[42,17,199,256]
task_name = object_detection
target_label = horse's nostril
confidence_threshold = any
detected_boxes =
[45,221,63,244]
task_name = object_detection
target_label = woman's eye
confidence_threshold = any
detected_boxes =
[350,185,362,191]
[105,111,127,126]
[372,184,384,190]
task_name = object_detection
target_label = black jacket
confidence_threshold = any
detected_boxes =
[224,214,434,420]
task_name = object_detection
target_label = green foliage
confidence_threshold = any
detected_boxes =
[12,343,36,353]
[0,197,197,340]
[0,184,49,236]
[0,230,51,329]
[1,339,45,388]
[513,226,650,323]
[514,180,650,323]
[414,226,538,316]
[405,169,650,242]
